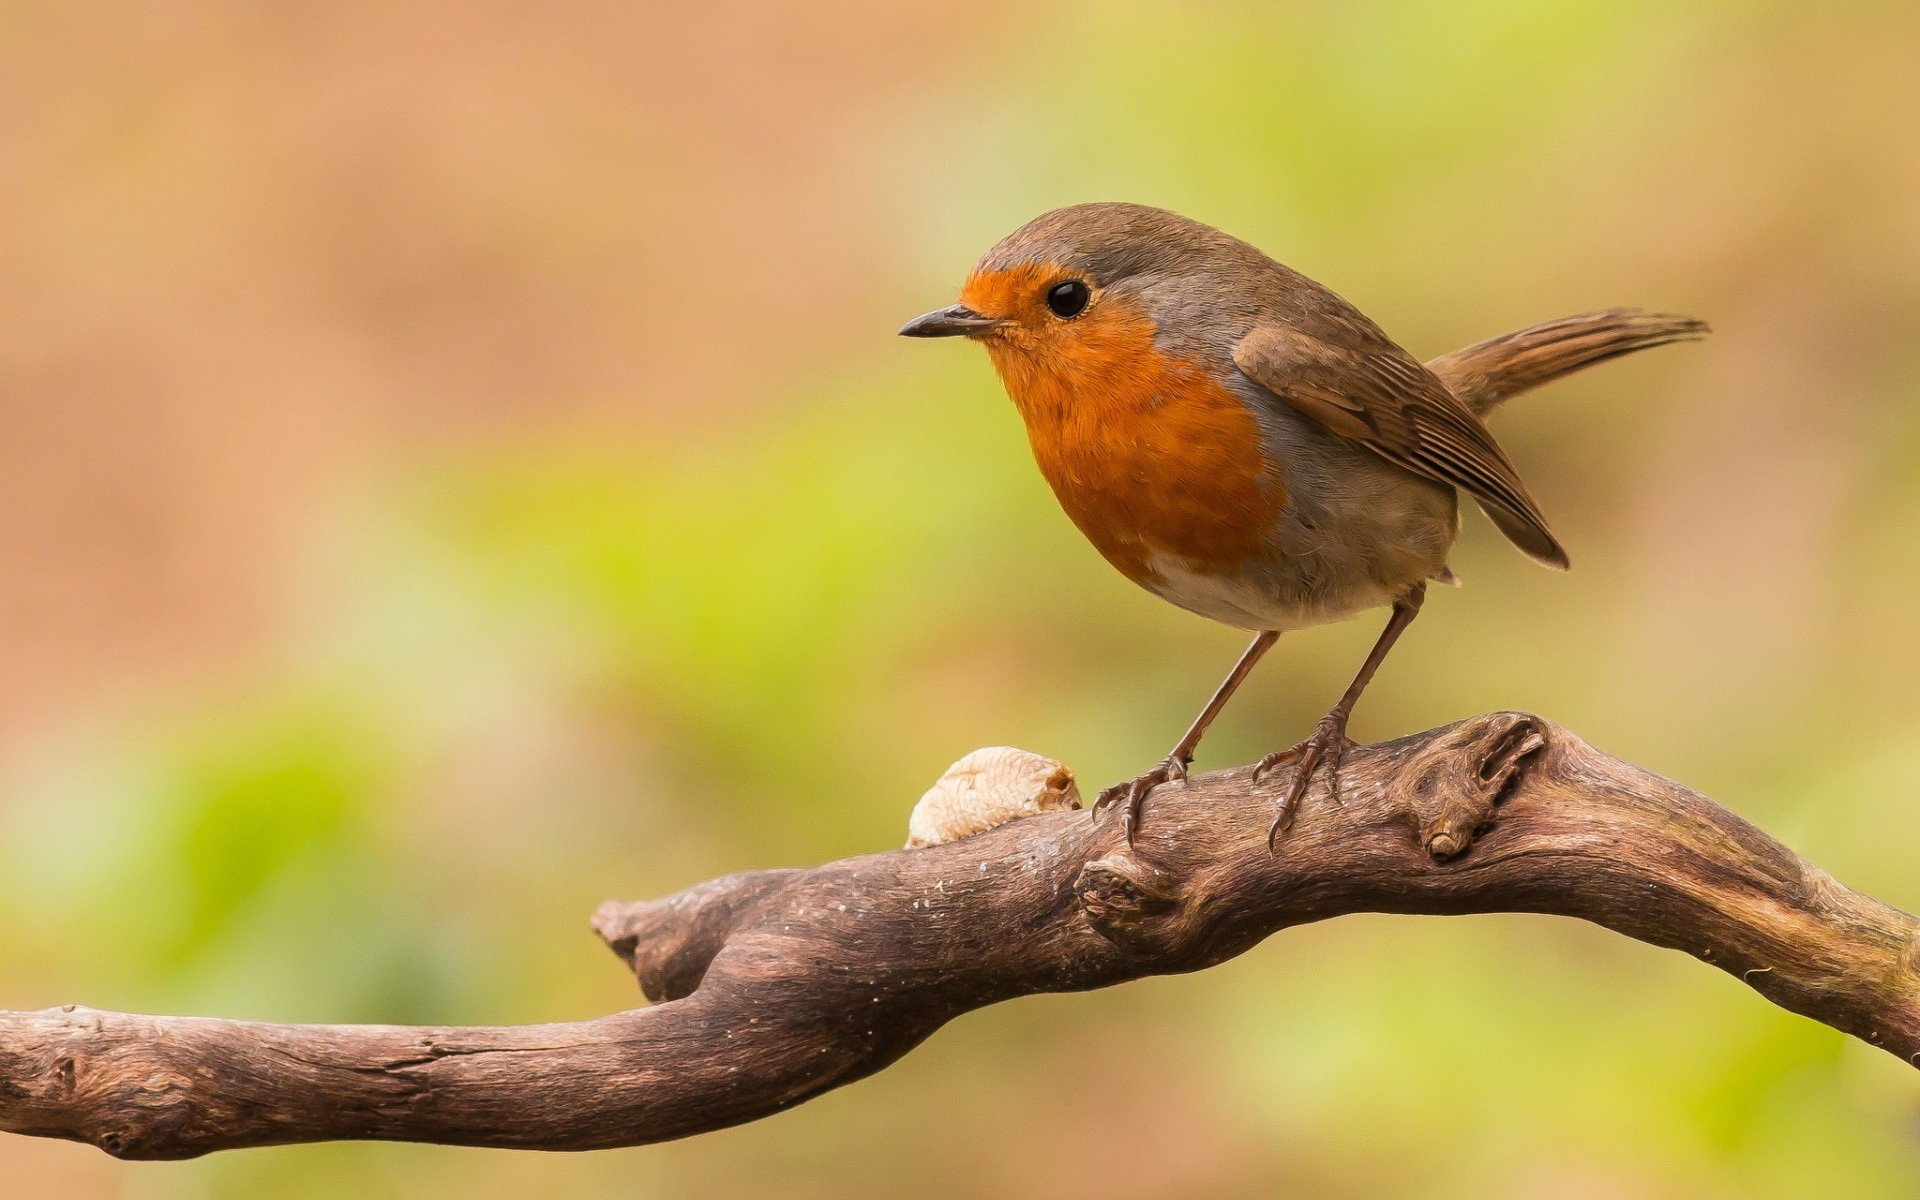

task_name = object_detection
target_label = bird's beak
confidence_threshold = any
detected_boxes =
[898,304,1003,338]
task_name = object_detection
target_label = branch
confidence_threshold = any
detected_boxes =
[3,713,1914,1159]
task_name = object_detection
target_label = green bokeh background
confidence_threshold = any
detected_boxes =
[3,2,1918,1197]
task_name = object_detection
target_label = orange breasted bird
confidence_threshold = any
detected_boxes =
[902,202,1706,845]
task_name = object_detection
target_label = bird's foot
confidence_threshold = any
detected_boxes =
[1252,711,1354,851]
[1093,753,1190,845]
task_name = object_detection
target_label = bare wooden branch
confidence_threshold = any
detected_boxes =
[3,713,1915,1160]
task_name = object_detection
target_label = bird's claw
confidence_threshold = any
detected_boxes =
[1093,753,1189,845]
[1254,713,1354,852]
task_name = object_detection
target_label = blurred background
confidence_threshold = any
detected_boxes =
[2,1,1918,1196]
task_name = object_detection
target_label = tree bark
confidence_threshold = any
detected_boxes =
[2,713,1914,1160]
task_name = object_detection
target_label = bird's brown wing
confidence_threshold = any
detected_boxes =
[1234,323,1570,569]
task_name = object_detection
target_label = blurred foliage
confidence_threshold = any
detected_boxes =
[2,2,1918,1198]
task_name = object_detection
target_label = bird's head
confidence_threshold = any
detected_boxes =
[901,203,1262,406]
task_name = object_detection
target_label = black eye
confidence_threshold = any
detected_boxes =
[1045,280,1090,319]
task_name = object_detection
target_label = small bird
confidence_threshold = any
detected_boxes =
[902,203,1704,845]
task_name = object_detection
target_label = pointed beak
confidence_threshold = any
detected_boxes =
[899,304,1003,339]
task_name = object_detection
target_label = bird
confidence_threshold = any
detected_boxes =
[901,202,1705,846]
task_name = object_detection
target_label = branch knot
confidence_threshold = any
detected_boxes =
[1074,854,1182,949]
[1391,712,1547,860]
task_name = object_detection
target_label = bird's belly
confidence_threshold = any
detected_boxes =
[1141,463,1460,632]
[1140,553,1399,632]
[1036,437,1457,632]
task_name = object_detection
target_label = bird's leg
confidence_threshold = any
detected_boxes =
[1096,630,1279,843]
[1255,582,1427,849]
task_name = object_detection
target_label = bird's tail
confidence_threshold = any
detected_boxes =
[1426,308,1709,418]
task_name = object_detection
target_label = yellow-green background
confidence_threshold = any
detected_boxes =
[3,2,1917,1197]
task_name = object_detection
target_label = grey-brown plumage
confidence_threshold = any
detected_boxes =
[1234,320,1568,569]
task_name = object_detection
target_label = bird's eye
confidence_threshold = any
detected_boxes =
[1045,280,1090,320]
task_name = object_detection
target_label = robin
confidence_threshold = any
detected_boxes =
[902,202,1705,845]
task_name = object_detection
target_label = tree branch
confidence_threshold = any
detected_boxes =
[3,713,1914,1159]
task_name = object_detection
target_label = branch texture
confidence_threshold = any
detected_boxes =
[2,713,1914,1159]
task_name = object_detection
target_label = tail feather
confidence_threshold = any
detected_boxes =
[1427,308,1709,418]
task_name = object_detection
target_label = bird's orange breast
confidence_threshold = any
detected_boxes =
[970,288,1286,586]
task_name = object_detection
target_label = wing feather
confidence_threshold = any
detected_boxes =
[1234,323,1569,569]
